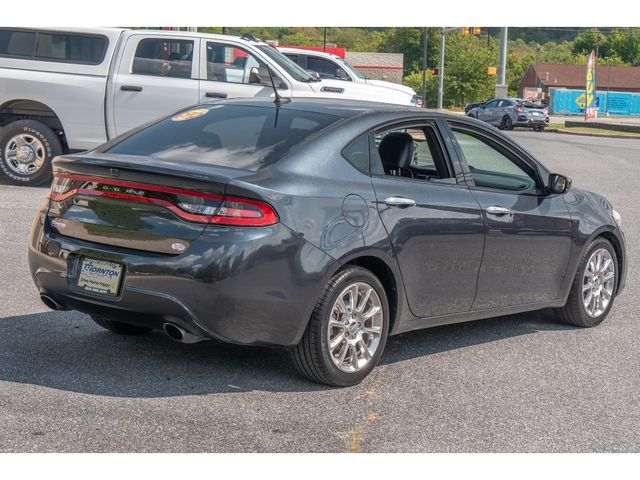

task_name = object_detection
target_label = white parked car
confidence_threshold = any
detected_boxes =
[0,28,419,185]
[278,47,421,105]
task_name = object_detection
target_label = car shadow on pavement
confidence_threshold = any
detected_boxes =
[0,309,574,398]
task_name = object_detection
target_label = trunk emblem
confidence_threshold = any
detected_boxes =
[171,242,186,252]
[110,168,120,177]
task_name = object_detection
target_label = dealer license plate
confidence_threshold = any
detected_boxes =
[77,258,123,296]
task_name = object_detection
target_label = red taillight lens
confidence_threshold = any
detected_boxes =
[210,197,278,227]
[49,174,278,227]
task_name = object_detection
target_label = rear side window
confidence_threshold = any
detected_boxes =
[0,29,107,64]
[132,38,194,78]
[105,105,341,171]
[342,134,370,173]
[0,30,37,57]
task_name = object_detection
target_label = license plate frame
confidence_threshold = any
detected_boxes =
[76,257,124,297]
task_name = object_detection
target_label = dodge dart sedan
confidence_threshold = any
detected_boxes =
[29,98,626,387]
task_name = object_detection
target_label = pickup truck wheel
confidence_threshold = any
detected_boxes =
[0,120,61,186]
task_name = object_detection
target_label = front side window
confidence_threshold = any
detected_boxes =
[206,42,277,85]
[132,38,194,78]
[307,56,350,81]
[484,100,500,109]
[105,105,341,171]
[451,129,538,192]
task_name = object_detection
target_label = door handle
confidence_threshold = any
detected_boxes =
[205,91,228,98]
[120,85,142,92]
[384,197,416,207]
[486,205,511,216]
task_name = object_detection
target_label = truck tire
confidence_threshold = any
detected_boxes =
[0,119,62,186]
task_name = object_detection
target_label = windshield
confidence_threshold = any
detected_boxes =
[334,56,366,80]
[105,105,341,171]
[255,45,319,83]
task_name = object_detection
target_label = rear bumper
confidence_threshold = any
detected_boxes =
[514,114,549,127]
[28,213,338,347]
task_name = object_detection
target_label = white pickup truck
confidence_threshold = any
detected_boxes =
[0,28,420,185]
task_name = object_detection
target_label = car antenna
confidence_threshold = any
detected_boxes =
[266,65,290,107]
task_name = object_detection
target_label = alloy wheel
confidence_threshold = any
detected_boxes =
[326,281,384,373]
[582,248,615,318]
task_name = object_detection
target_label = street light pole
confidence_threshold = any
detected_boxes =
[496,27,509,97]
[437,29,445,109]
[422,27,428,108]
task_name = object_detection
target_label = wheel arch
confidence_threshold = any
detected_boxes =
[595,229,625,294]
[338,253,402,336]
[0,99,68,151]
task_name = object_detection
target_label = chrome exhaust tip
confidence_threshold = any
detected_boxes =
[163,322,204,344]
[40,294,66,311]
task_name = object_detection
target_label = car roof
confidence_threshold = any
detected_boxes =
[202,97,452,119]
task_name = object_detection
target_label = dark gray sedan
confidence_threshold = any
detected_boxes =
[29,98,626,387]
[468,97,549,131]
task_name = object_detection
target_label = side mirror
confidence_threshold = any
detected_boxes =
[249,67,262,84]
[307,70,321,81]
[548,173,572,194]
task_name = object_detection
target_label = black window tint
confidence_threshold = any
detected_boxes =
[0,30,37,57]
[132,38,193,78]
[342,134,370,173]
[307,56,349,80]
[106,105,340,171]
[34,33,106,64]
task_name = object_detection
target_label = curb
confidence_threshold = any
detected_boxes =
[545,129,640,140]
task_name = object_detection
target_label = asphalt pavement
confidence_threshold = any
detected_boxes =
[0,131,638,452]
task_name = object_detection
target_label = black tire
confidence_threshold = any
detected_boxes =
[501,115,514,130]
[0,119,62,186]
[90,314,153,335]
[291,266,390,387]
[554,238,618,328]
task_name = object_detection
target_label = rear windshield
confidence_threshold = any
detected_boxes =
[105,104,340,171]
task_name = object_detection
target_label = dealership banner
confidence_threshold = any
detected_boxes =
[585,50,597,120]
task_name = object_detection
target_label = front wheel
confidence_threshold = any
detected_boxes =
[0,119,62,186]
[554,238,618,327]
[291,266,389,387]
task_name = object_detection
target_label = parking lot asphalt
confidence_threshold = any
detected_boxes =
[0,131,638,452]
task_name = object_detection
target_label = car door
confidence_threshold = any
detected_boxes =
[476,99,499,124]
[112,34,200,135]
[447,121,573,309]
[370,120,485,318]
[198,41,288,102]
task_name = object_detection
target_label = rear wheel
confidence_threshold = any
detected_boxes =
[501,115,513,130]
[0,120,62,186]
[291,266,389,387]
[91,314,153,335]
[555,238,618,327]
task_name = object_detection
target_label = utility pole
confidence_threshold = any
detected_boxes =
[495,27,508,97]
[422,27,428,108]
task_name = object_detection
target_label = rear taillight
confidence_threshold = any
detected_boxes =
[49,174,278,227]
